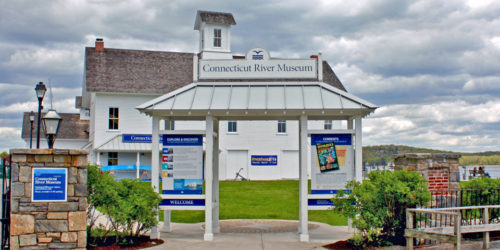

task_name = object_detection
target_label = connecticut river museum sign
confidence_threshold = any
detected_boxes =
[199,48,318,79]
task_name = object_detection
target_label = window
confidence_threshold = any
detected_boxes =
[277,120,286,133]
[108,152,118,166]
[324,120,333,130]
[166,120,175,130]
[213,29,221,47]
[108,107,119,130]
[228,121,237,133]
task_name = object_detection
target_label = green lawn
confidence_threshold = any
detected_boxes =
[164,180,347,226]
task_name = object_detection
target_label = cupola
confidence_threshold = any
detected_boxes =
[194,10,236,59]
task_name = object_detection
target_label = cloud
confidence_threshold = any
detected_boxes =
[0,0,499,153]
[364,99,500,152]
[0,127,24,153]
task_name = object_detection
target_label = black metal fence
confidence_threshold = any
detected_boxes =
[413,188,500,230]
[0,156,10,249]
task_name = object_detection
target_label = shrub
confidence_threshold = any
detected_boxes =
[87,165,162,245]
[333,170,431,246]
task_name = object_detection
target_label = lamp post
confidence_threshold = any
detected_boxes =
[29,111,35,149]
[42,109,62,149]
[35,82,47,149]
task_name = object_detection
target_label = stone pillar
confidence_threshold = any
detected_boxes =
[394,153,461,191]
[9,149,88,249]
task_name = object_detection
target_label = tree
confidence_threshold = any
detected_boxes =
[333,170,431,246]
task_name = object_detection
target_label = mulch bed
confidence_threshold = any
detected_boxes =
[323,240,352,249]
[88,236,164,249]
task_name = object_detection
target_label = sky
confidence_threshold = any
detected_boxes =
[0,0,499,153]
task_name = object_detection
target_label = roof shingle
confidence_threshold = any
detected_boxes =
[194,10,236,29]
[21,112,89,140]
[84,48,194,95]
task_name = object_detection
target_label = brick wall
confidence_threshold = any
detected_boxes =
[9,149,88,249]
[394,153,461,191]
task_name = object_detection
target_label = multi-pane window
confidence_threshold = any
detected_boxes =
[108,107,119,130]
[228,121,237,133]
[166,120,175,130]
[324,120,333,130]
[213,29,222,47]
[108,152,118,166]
[277,120,286,133]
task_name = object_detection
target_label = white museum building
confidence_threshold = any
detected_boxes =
[22,11,376,182]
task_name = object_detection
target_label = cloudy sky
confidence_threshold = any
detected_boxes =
[1,0,499,153]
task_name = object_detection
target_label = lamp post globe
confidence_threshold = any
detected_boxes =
[29,111,35,149]
[35,82,47,149]
[42,109,62,149]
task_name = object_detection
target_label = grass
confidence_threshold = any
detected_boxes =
[163,180,347,226]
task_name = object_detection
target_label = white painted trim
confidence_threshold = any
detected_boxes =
[161,194,206,199]
[307,129,355,135]
[160,206,205,211]
[308,206,332,211]
[160,130,206,135]
[307,194,335,199]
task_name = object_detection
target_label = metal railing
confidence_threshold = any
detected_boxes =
[428,189,500,226]
[406,205,500,250]
[406,188,500,249]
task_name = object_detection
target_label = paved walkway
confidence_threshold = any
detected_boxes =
[149,219,353,250]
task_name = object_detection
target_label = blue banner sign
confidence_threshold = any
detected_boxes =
[163,134,203,146]
[311,134,352,146]
[32,168,67,202]
[251,155,278,166]
[307,199,334,206]
[159,199,206,206]
[122,134,163,143]
[310,189,349,194]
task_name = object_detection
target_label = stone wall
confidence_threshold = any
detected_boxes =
[9,149,88,249]
[394,153,461,191]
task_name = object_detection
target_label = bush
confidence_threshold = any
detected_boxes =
[333,170,431,246]
[87,165,162,245]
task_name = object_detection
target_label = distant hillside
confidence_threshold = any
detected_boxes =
[363,145,500,166]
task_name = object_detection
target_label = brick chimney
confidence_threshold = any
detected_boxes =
[95,38,104,51]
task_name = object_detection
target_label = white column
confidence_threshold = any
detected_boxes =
[136,152,140,179]
[355,117,362,182]
[347,117,355,232]
[162,118,172,232]
[212,119,220,233]
[204,116,214,241]
[299,114,309,242]
[96,152,101,166]
[151,116,160,239]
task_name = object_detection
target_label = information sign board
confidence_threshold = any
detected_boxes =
[32,168,68,202]
[162,134,203,195]
[310,134,353,191]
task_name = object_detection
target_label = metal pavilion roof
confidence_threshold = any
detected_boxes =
[137,82,377,120]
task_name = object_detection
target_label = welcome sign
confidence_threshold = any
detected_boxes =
[199,48,318,79]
